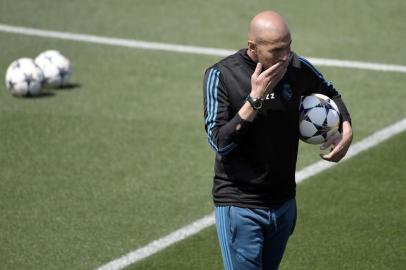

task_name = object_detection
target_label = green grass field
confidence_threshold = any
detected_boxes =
[133,132,406,270]
[0,1,405,269]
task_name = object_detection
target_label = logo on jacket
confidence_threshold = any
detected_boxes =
[265,92,275,100]
[282,83,293,100]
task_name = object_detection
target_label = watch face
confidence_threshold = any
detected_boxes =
[253,99,263,109]
[247,96,263,110]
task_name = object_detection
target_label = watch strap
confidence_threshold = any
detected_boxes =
[246,95,263,110]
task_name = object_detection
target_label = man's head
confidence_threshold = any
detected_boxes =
[247,11,292,69]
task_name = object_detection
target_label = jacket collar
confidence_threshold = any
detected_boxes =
[238,48,257,69]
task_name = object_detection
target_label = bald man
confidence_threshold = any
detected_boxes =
[203,11,353,270]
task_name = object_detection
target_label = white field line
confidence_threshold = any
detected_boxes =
[96,118,406,270]
[1,23,406,73]
[296,118,406,182]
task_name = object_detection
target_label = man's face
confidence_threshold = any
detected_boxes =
[254,33,292,69]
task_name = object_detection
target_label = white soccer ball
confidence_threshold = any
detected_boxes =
[299,93,341,144]
[5,58,44,97]
[35,50,72,87]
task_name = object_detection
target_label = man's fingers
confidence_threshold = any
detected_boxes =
[252,61,287,97]
[320,138,334,150]
[260,61,284,78]
[321,151,344,162]
[320,133,341,150]
[253,62,262,78]
[256,61,286,82]
[320,141,346,162]
[320,147,340,162]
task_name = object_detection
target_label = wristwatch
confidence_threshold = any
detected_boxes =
[246,95,263,110]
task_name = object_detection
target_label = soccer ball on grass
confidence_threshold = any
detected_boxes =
[5,58,44,97]
[35,50,72,87]
[299,93,341,144]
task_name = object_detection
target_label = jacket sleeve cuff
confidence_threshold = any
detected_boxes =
[229,114,252,143]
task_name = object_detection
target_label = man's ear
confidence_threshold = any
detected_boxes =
[248,40,256,54]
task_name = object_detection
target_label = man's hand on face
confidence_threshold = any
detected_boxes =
[250,60,288,98]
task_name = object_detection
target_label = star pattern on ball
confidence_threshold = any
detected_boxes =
[7,80,16,89]
[24,73,34,87]
[299,94,341,144]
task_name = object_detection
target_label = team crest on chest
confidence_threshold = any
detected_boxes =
[282,83,293,101]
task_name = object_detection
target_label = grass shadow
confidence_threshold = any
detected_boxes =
[41,82,82,91]
[58,83,82,90]
[23,92,56,99]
